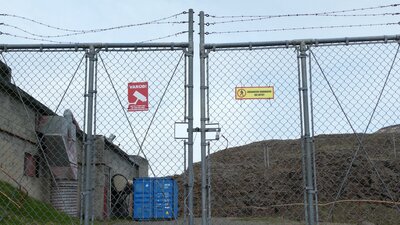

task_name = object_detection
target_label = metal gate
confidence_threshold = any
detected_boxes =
[200,13,312,225]
[0,9,194,225]
[200,9,400,225]
[309,37,400,225]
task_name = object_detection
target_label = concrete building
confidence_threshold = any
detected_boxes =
[0,61,148,220]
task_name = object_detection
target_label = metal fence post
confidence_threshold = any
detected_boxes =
[187,8,195,225]
[299,42,318,225]
[83,45,96,225]
[199,11,208,225]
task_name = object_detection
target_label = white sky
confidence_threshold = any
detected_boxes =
[2,0,400,171]
[1,0,399,44]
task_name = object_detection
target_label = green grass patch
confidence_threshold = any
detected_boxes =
[0,181,136,225]
[318,202,400,225]
[0,180,78,225]
[234,216,303,224]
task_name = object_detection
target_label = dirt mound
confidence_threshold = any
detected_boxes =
[375,124,400,134]
[174,132,400,224]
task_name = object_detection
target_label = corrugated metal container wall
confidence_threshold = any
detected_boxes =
[133,178,153,220]
[133,178,178,221]
[153,178,178,220]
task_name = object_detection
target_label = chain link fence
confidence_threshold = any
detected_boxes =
[0,43,191,225]
[0,48,86,225]
[95,46,188,221]
[202,37,400,225]
[0,18,399,225]
[310,40,400,225]
[204,46,303,223]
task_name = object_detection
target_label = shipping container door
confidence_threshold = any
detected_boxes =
[133,178,153,220]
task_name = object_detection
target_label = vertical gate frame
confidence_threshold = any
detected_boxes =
[199,10,209,225]
[299,42,318,225]
[187,8,195,225]
[83,45,96,225]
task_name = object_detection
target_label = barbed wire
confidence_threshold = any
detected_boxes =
[207,3,400,19]
[0,30,188,44]
[207,12,400,25]
[0,31,73,44]
[140,31,188,43]
[0,11,187,33]
[0,21,187,38]
[206,21,400,35]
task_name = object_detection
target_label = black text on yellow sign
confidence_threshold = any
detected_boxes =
[235,86,274,100]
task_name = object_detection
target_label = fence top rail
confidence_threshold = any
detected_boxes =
[204,35,400,50]
[0,42,189,51]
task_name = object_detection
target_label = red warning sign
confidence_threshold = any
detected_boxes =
[128,82,149,112]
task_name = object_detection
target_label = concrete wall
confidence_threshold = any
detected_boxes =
[0,87,52,203]
[0,78,149,220]
[93,136,145,219]
[129,155,149,178]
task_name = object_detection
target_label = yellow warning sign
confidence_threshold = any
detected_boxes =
[235,86,274,100]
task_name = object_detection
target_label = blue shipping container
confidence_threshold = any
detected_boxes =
[133,178,178,221]
[133,178,153,220]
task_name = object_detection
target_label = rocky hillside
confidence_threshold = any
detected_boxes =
[175,129,400,224]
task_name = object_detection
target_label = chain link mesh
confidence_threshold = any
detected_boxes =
[204,40,400,225]
[1,37,400,225]
[205,46,304,224]
[96,48,187,221]
[310,41,400,225]
[0,46,189,225]
[0,49,86,224]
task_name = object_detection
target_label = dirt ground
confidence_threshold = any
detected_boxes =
[112,217,355,225]
[113,132,397,225]
[171,132,399,225]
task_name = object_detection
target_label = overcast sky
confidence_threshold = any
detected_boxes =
[2,0,400,170]
[1,0,400,44]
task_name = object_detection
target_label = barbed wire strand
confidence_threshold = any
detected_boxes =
[0,30,188,44]
[0,31,73,44]
[140,31,188,43]
[206,21,400,35]
[0,11,187,33]
[208,12,400,25]
[207,3,400,18]
[0,21,187,38]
